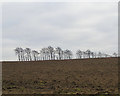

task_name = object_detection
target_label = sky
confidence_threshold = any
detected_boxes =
[1,2,118,61]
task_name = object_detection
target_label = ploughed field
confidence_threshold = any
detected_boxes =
[2,57,118,94]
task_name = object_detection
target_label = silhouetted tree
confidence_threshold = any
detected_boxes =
[40,48,46,60]
[86,49,91,58]
[19,48,25,61]
[32,50,39,61]
[55,47,62,60]
[67,50,73,59]
[76,50,82,59]
[63,49,72,59]
[82,51,87,58]
[14,47,21,61]
[24,48,32,61]
[48,46,54,60]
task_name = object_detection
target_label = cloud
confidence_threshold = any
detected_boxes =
[2,2,118,60]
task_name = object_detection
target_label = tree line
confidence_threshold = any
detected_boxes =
[14,46,118,61]
[14,46,72,61]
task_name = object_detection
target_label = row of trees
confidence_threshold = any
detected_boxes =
[76,49,118,59]
[14,46,72,61]
[14,46,118,61]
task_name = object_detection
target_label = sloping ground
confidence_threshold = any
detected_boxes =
[2,57,118,94]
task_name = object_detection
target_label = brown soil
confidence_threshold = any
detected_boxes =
[2,57,118,94]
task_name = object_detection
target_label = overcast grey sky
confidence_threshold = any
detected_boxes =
[2,2,118,61]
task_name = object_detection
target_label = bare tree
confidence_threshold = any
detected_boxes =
[14,47,21,61]
[32,50,39,61]
[35,50,39,61]
[48,46,54,60]
[63,50,67,59]
[24,48,32,61]
[52,50,56,60]
[63,49,72,59]
[40,48,49,60]
[86,49,91,58]
[82,51,87,58]
[19,47,25,61]
[32,50,36,61]
[67,50,73,59]
[76,50,82,59]
[38,51,42,60]
[61,50,64,60]
[40,48,45,60]
[55,47,62,60]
